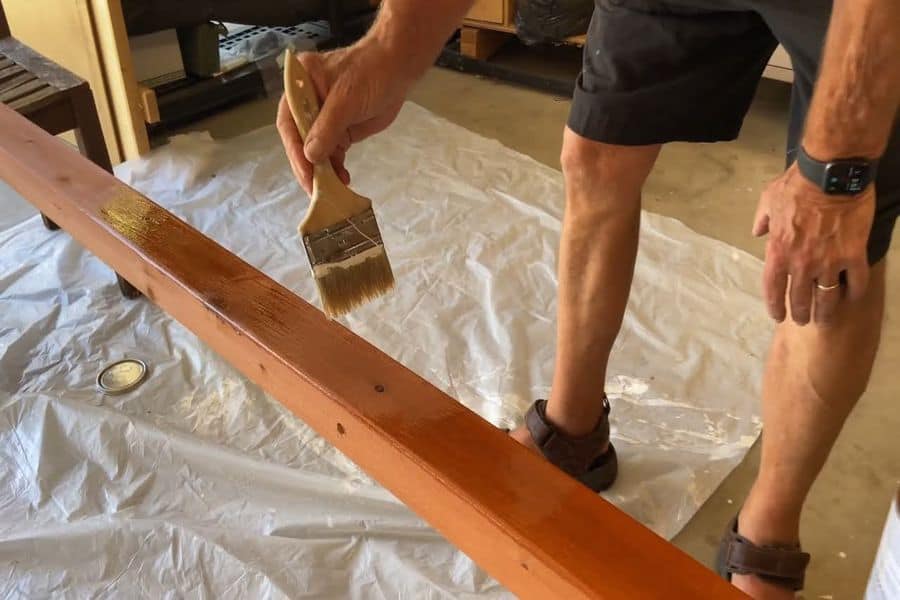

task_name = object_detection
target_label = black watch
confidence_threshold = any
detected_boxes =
[796,146,878,195]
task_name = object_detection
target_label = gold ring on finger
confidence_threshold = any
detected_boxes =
[815,281,841,292]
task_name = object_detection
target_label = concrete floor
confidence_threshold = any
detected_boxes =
[174,66,898,599]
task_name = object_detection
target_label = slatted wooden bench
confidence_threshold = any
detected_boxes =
[0,103,749,599]
[0,1,139,298]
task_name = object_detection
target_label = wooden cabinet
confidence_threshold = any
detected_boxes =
[466,0,514,25]
[5,0,154,164]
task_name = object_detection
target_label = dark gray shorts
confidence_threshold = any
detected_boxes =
[568,0,899,263]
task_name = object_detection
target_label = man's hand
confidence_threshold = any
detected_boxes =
[276,0,476,193]
[276,42,409,195]
[753,163,875,325]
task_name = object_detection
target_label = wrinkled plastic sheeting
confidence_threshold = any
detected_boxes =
[0,103,768,597]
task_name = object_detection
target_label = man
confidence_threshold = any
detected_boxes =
[277,1,900,597]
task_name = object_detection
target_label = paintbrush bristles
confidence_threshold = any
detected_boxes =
[313,249,395,318]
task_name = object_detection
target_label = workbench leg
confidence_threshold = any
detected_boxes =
[460,26,510,61]
[40,213,60,230]
[71,84,113,174]
[73,84,138,299]
[116,274,142,299]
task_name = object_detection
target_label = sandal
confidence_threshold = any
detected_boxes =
[716,514,811,592]
[517,398,618,492]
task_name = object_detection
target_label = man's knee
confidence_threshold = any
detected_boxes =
[560,127,661,200]
[780,261,887,401]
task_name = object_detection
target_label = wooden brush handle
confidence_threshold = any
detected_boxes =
[283,49,320,142]
[283,50,346,192]
[283,50,372,230]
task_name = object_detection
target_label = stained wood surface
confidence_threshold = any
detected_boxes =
[0,105,748,600]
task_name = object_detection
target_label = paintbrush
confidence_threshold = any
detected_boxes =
[282,50,394,318]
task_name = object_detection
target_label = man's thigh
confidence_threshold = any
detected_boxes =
[569,0,778,146]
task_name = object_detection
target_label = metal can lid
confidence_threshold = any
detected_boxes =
[97,359,148,395]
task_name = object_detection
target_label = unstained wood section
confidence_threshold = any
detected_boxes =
[466,0,511,24]
[88,0,150,159]
[0,105,748,600]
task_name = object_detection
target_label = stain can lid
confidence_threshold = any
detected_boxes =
[97,359,148,395]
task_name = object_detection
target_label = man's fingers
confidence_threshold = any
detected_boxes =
[789,270,814,325]
[331,148,350,185]
[298,51,355,165]
[306,89,355,165]
[294,53,335,163]
[763,244,789,322]
[348,118,391,145]
[297,52,331,103]
[347,101,403,144]
[752,194,771,237]
[276,95,313,193]
[812,270,843,324]
[844,258,871,302]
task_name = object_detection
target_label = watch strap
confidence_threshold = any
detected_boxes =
[796,146,878,195]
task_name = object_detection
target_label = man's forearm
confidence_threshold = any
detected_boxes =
[803,0,900,160]
[363,0,476,83]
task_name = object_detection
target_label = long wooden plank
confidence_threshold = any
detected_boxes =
[0,105,747,600]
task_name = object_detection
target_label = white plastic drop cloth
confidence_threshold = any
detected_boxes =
[0,103,769,597]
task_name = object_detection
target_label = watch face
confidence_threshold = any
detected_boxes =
[824,162,871,194]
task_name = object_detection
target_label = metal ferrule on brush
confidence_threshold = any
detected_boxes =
[303,207,384,271]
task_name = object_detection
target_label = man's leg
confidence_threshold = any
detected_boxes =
[512,128,660,445]
[732,261,887,598]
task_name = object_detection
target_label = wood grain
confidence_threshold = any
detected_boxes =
[0,105,748,600]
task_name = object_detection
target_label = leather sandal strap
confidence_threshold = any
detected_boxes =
[524,398,610,477]
[721,516,810,591]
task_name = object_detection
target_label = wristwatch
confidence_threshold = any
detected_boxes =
[796,145,878,195]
